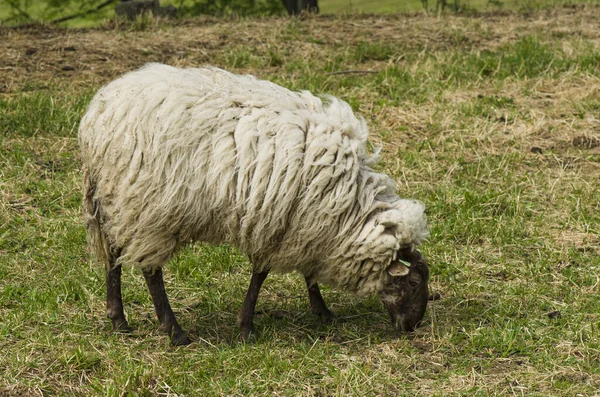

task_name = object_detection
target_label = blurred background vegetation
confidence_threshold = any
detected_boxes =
[1,0,598,27]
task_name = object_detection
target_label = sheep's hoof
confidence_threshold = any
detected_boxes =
[112,320,133,333]
[164,325,191,346]
[319,310,335,324]
[171,331,191,346]
[239,326,256,343]
[312,308,334,324]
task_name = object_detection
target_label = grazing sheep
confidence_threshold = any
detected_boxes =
[79,63,430,345]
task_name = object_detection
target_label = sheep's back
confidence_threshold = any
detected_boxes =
[78,64,371,270]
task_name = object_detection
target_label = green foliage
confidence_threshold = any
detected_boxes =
[2,0,108,24]
[182,0,285,16]
[0,0,285,25]
[2,0,599,26]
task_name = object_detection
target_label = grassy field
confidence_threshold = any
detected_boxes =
[2,0,600,27]
[320,0,599,13]
[1,4,600,396]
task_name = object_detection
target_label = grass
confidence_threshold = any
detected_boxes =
[321,0,600,13]
[2,0,600,27]
[1,4,600,396]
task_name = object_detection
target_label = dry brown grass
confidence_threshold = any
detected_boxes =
[1,4,600,90]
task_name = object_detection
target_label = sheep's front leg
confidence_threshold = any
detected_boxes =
[142,267,191,346]
[305,276,334,323]
[106,252,132,333]
[238,270,269,342]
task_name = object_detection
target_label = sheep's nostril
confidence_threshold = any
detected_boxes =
[393,316,418,332]
[393,317,416,332]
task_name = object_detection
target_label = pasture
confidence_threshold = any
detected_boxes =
[1,4,600,395]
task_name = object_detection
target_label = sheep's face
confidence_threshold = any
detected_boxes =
[379,247,429,332]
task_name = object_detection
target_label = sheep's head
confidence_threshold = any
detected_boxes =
[379,247,429,332]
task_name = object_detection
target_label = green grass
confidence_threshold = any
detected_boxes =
[2,0,600,27]
[2,5,600,396]
[321,0,600,13]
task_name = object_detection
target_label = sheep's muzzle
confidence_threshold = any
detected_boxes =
[380,248,430,333]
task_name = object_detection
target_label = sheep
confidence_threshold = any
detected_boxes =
[79,63,430,345]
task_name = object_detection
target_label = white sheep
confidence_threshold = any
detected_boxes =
[79,63,430,345]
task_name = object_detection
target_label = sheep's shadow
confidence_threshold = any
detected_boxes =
[179,297,426,346]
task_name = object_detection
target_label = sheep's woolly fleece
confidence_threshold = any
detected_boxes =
[79,63,428,295]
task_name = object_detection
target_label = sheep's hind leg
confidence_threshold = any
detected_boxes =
[305,276,334,323]
[238,270,269,342]
[106,251,132,333]
[142,267,191,346]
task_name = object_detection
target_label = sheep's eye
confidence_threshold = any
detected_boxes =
[408,280,421,288]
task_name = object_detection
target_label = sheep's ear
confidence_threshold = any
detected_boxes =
[388,260,411,277]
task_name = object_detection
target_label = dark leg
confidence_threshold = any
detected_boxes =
[106,252,132,332]
[305,276,334,323]
[238,270,269,342]
[142,267,191,346]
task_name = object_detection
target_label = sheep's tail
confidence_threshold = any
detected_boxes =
[83,170,110,267]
